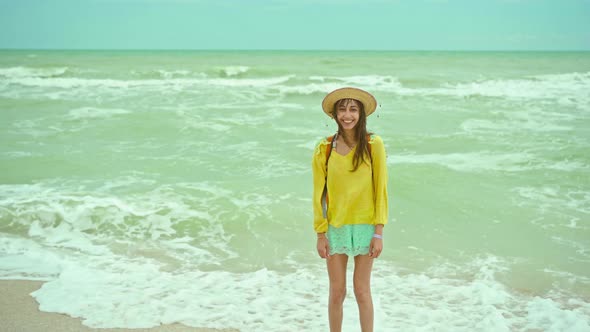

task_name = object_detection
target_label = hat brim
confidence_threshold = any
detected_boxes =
[321,87,377,118]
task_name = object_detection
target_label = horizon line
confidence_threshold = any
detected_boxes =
[1,48,589,52]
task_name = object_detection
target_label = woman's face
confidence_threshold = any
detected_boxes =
[335,99,361,131]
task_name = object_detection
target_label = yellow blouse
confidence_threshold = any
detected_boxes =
[312,135,389,233]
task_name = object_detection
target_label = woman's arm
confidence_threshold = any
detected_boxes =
[312,139,329,234]
[371,135,389,227]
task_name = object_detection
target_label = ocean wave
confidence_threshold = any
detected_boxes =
[461,117,573,134]
[0,178,297,256]
[391,151,588,173]
[1,151,39,158]
[2,67,588,108]
[283,72,590,108]
[269,71,590,105]
[128,69,205,80]
[551,236,590,259]
[1,178,589,330]
[277,75,403,95]
[437,72,590,102]
[0,66,69,78]
[156,69,192,79]
[0,71,294,90]
[512,186,590,217]
[67,107,132,120]
[218,65,250,77]
[1,241,588,331]
[0,181,220,240]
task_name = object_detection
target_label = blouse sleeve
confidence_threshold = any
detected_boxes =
[370,135,389,225]
[312,138,329,233]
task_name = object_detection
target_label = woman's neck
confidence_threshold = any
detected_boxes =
[339,129,356,145]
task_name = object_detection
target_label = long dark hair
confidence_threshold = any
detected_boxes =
[332,98,372,172]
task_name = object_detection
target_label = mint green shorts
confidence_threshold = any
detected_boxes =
[327,224,375,256]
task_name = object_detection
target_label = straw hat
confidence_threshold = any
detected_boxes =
[321,87,377,118]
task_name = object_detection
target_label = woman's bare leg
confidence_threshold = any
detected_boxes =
[327,254,348,332]
[353,254,374,332]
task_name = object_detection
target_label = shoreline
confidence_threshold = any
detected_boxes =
[0,279,238,332]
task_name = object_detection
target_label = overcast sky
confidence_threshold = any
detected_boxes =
[1,0,589,50]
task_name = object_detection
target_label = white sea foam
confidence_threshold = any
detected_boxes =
[511,186,590,235]
[28,219,110,255]
[0,182,213,241]
[219,66,250,77]
[0,178,292,261]
[0,74,297,102]
[0,235,63,280]
[391,151,587,173]
[180,118,231,132]
[3,71,587,122]
[0,66,69,78]
[1,151,38,158]
[67,107,131,120]
[277,75,403,96]
[3,66,589,110]
[512,186,590,216]
[10,117,83,137]
[524,296,590,331]
[550,236,590,261]
[543,268,590,287]
[429,72,590,104]
[461,117,573,134]
[2,235,589,331]
[2,56,590,330]
[1,179,589,331]
[2,74,293,90]
[459,102,586,146]
[283,72,590,110]
[156,69,193,79]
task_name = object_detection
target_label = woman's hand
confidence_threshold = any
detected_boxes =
[369,237,383,258]
[317,234,330,259]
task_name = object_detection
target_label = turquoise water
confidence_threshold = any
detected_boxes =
[1,50,589,331]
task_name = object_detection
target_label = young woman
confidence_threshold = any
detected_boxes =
[312,87,389,332]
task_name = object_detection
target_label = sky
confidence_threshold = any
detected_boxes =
[1,0,589,50]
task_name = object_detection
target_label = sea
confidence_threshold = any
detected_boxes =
[0,50,589,331]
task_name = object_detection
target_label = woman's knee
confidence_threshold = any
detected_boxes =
[329,284,346,304]
[353,282,372,303]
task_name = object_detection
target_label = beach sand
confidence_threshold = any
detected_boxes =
[0,280,239,332]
